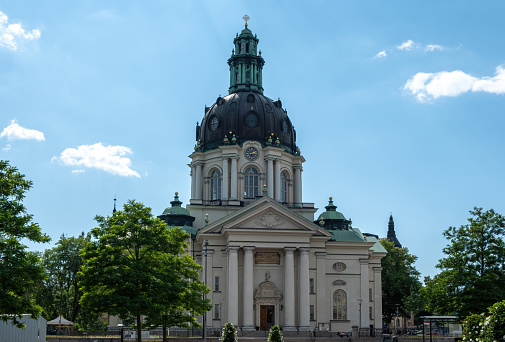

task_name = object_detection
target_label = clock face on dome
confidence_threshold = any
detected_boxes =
[244,147,259,161]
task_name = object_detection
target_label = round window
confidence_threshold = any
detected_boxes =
[209,116,219,131]
[246,113,258,128]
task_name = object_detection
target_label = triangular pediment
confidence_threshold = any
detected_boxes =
[198,196,331,237]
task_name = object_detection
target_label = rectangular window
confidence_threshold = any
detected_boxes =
[369,306,373,320]
[214,276,220,292]
[214,304,220,320]
[309,278,315,294]
[310,305,315,321]
[369,288,373,302]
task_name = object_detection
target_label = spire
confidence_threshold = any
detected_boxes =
[113,196,117,213]
[227,16,265,94]
[387,214,402,248]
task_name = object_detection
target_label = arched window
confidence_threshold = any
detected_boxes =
[211,170,221,200]
[333,289,347,320]
[281,171,288,202]
[244,167,259,198]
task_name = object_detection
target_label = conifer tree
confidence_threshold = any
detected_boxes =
[221,322,238,342]
[268,325,283,342]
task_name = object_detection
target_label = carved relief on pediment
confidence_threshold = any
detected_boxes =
[254,211,284,228]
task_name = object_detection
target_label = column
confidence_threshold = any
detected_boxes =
[360,259,370,329]
[373,267,382,335]
[283,248,296,330]
[298,248,310,330]
[274,159,281,201]
[190,165,196,199]
[195,163,202,200]
[227,247,239,326]
[242,247,255,330]
[230,157,238,200]
[316,252,327,323]
[267,158,274,197]
[222,157,229,200]
[294,166,302,206]
[205,250,214,328]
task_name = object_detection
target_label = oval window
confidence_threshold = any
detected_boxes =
[333,262,347,272]
[246,113,258,128]
[209,116,219,131]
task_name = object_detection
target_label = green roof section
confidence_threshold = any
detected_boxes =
[158,192,196,235]
[330,228,366,242]
[316,197,353,232]
[161,192,191,216]
[363,234,388,253]
[175,225,199,237]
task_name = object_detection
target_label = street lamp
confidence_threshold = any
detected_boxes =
[203,240,209,342]
[357,298,363,335]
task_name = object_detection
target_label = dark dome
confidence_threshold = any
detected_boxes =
[195,92,297,154]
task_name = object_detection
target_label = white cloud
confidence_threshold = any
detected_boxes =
[404,65,505,102]
[71,169,86,174]
[53,142,140,178]
[426,44,445,52]
[397,40,415,51]
[0,10,41,50]
[0,119,45,141]
[2,144,11,151]
[375,50,387,58]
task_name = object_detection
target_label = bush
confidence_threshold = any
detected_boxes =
[463,300,505,342]
[221,322,237,342]
[268,325,283,342]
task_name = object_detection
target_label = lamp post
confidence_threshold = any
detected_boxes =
[203,240,209,342]
[357,298,363,336]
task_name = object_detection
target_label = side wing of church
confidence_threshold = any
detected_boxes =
[159,19,387,335]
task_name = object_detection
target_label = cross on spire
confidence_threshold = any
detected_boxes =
[243,14,250,28]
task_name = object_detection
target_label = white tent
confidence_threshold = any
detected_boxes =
[47,316,73,326]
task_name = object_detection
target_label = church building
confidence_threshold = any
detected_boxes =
[159,19,387,334]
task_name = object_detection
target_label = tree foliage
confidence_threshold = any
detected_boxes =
[462,300,505,342]
[142,226,211,342]
[34,232,104,330]
[380,239,422,322]
[80,200,209,342]
[423,208,505,319]
[0,160,50,328]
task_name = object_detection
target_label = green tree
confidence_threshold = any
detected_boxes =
[34,232,102,330]
[79,200,208,342]
[268,325,283,342]
[424,208,505,319]
[143,227,211,342]
[0,160,50,328]
[221,322,238,342]
[380,239,422,323]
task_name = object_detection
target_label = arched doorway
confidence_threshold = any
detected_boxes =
[254,272,283,330]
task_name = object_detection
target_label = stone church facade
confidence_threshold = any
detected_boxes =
[160,20,387,334]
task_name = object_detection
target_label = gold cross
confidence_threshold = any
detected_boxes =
[243,14,250,28]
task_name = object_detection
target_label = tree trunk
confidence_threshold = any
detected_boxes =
[163,323,167,342]
[137,315,142,342]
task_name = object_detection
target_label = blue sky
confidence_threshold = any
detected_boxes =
[1,1,505,279]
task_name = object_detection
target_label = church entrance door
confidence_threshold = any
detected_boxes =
[259,305,275,330]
